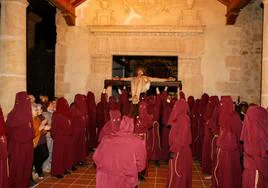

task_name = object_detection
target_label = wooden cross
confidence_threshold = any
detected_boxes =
[104,79,182,90]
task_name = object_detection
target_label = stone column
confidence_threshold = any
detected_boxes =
[0,0,28,115]
[262,0,268,107]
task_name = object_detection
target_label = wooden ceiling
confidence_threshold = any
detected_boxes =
[49,0,255,26]
[218,0,254,24]
[48,0,86,26]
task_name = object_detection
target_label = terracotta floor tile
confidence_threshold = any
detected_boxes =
[156,177,167,184]
[143,177,156,183]
[51,184,70,188]
[35,183,53,188]
[37,153,214,188]
[58,178,76,184]
[74,179,91,185]
[156,183,166,188]
[138,183,155,188]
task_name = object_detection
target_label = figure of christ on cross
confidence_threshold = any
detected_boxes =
[113,67,175,104]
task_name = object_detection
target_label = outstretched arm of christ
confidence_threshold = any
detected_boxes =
[112,77,133,81]
[147,77,175,82]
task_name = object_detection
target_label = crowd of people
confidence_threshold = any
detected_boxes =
[0,86,267,188]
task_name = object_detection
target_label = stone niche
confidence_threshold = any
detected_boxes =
[86,25,205,99]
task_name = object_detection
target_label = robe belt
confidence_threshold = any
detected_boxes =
[214,148,221,186]
[168,151,182,188]
[211,135,218,160]
[255,170,259,188]
[0,136,9,177]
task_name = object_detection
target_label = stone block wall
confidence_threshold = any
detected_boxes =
[235,0,263,104]
[54,0,263,104]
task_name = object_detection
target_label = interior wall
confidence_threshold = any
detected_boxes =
[55,0,263,103]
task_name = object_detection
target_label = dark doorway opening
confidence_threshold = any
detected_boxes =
[112,55,178,96]
[26,0,56,101]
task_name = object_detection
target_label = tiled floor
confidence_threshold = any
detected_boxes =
[35,156,211,188]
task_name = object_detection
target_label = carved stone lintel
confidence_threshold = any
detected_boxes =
[88,25,205,34]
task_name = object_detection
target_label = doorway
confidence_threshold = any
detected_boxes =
[26,0,56,102]
[112,55,178,96]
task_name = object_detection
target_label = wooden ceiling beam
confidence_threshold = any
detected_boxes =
[70,0,87,7]
[48,0,76,25]
[217,0,253,25]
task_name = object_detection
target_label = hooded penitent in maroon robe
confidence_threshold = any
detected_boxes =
[98,110,121,143]
[96,93,109,140]
[187,96,195,114]
[70,94,88,165]
[241,106,268,188]
[146,95,162,161]
[202,96,219,175]
[196,93,209,161]
[6,92,34,188]
[161,91,175,161]
[87,91,97,149]
[51,97,72,176]
[192,99,200,156]
[118,88,130,115]
[93,116,147,188]
[214,96,242,188]
[108,96,120,111]
[134,101,153,135]
[167,99,192,188]
[0,106,8,188]
[179,91,186,100]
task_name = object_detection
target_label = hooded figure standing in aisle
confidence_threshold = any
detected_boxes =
[6,92,34,188]
[94,116,147,188]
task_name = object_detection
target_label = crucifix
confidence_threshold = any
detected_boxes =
[105,67,182,104]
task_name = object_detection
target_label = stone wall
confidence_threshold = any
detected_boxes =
[55,0,263,103]
[235,0,263,104]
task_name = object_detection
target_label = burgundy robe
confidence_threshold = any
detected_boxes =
[87,91,97,149]
[196,93,209,161]
[167,99,192,188]
[187,96,195,114]
[6,92,34,188]
[192,99,200,156]
[96,93,109,140]
[214,96,242,188]
[146,95,161,161]
[179,91,186,100]
[241,106,268,188]
[0,106,8,188]
[108,96,120,111]
[51,97,72,175]
[70,94,87,164]
[202,96,219,174]
[98,110,121,143]
[118,88,130,115]
[93,116,147,188]
[161,91,175,160]
[134,101,153,135]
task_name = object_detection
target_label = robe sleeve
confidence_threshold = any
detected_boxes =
[135,140,147,172]
[168,101,179,126]
[51,114,57,139]
[155,93,161,121]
